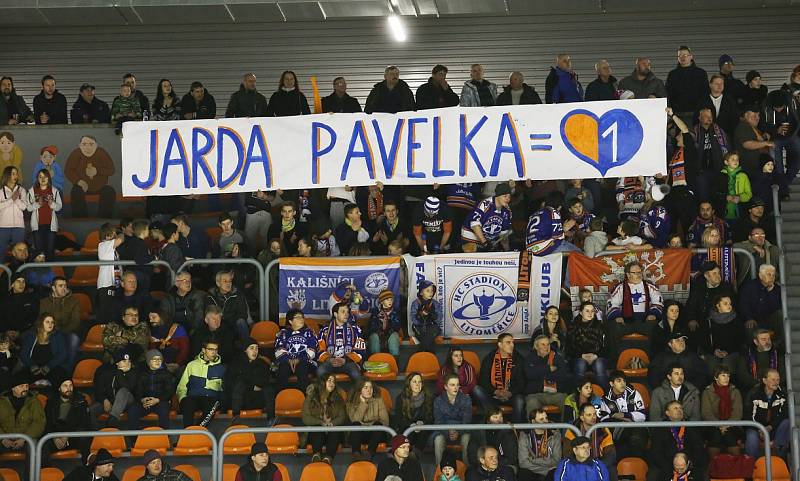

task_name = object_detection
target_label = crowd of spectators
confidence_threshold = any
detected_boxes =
[0,49,799,481]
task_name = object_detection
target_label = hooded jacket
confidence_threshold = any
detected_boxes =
[0,88,34,125]
[70,95,111,124]
[545,67,583,104]
[33,90,68,125]
[176,352,225,401]
[365,79,416,114]
[0,392,46,439]
[618,70,668,99]
[225,85,268,118]
[180,89,216,119]
[667,61,710,112]
[460,79,499,107]
[266,88,311,117]
[416,77,460,110]
[495,84,543,106]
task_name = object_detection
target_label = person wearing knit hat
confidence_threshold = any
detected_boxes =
[367,289,401,356]
[460,182,513,253]
[413,196,452,255]
[31,144,65,191]
[128,348,174,431]
[63,447,117,481]
[141,448,192,480]
[224,334,275,424]
[376,434,424,481]
[41,369,93,464]
[236,442,281,481]
[410,280,443,353]
[438,454,463,481]
[718,53,746,108]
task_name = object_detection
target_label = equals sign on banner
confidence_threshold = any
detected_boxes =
[530,133,552,151]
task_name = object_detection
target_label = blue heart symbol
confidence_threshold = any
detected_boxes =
[560,108,644,176]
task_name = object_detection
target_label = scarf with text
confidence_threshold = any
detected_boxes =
[491,351,513,391]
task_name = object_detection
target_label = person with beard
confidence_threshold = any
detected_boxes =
[666,46,709,127]
[181,81,216,120]
[416,64,460,110]
[70,83,111,124]
[64,135,116,218]
[585,60,619,101]
[33,75,68,125]
[103,306,150,362]
[736,329,785,392]
[618,57,668,99]
[226,73,268,118]
[130,349,174,430]
[42,374,91,464]
[467,407,518,471]
[225,338,275,424]
[687,202,730,248]
[122,73,150,117]
[496,71,543,105]
[139,449,193,481]
[365,66,415,114]
[0,76,34,125]
[0,372,45,451]
[266,70,311,117]
[322,77,362,113]
[518,409,561,481]
[147,310,189,370]
[0,273,38,340]
[64,448,119,481]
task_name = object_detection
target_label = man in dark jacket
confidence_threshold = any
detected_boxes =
[696,74,740,138]
[70,84,111,124]
[719,54,747,108]
[42,374,91,464]
[92,349,139,428]
[479,333,526,423]
[416,64,460,110]
[376,435,424,481]
[0,76,34,125]
[585,60,619,101]
[129,349,174,430]
[191,306,237,364]
[64,448,119,481]
[691,109,731,203]
[648,335,708,390]
[226,73,268,118]
[33,75,68,125]
[206,270,251,339]
[225,338,275,423]
[141,449,192,481]
[738,264,782,338]
[365,65,415,114]
[618,57,668,99]
[647,400,706,481]
[236,442,282,481]
[523,335,570,415]
[496,71,542,105]
[122,73,150,117]
[666,46,709,127]
[467,407,519,470]
[466,446,517,481]
[321,77,362,113]
[160,271,206,332]
[737,329,785,392]
[744,368,789,457]
[733,197,775,243]
[545,54,583,104]
[684,261,736,336]
[181,81,217,119]
[111,271,153,324]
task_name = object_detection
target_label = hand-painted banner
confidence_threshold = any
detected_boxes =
[405,252,532,339]
[567,249,692,313]
[278,256,401,321]
[121,98,667,196]
[530,253,564,320]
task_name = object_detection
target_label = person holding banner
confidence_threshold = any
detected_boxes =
[478,333,526,423]
[317,301,366,381]
[461,183,512,253]
[606,261,664,353]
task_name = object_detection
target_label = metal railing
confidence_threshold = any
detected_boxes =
[35,428,218,481]
[265,258,279,321]
[587,420,774,481]
[178,258,267,321]
[15,259,176,286]
[216,425,397,480]
[0,433,36,478]
[772,184,799,478]
[402,422,582,438]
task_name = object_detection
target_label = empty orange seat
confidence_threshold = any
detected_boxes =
[631,383,650,410]
[80,231,101,254]
[73,358,103,388]
[463,350,481,375]
[223,464,240,481]
[80,324,106,352]
[404,352,440,380]
[344,461,377,481]
[275,463,291,481]
[90,428,127,456]
[173,465,202,481]
[251,321,280,348]
[223,425,257,455]
[0,469,21,481]
[121,466,145,481]
[754,455,790,481]
[74,292,93,322]
[69,265,99,287]
[275,388,304,417]
[174,426,212,455]
[266,424,299,454]
[364,352,399,381]
[617,457,648,481]
[41,467,64,481]
[130,427,170,456]
[299,462,336,481]
[378,385,394,411]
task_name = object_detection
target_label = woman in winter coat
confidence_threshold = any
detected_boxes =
[703,295,744,375]
[301,373,347,464]
[433,373,472,467]
[531,306,569,357]
[266,71,311,117]
[394,372,434,452]
[0,165,26,250]
[18,313,71,386]
[27,168,62,260]
[347,379,390,460]
[568,302,609,388]
[701,364,744,459]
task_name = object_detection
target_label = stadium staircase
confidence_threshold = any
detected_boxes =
[780,183,800,428]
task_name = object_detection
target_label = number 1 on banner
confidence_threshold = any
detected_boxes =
[602,121,618,163]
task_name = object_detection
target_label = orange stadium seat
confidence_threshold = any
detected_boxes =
[617,457,648,481]
[80,324,105,352]
[223,464,240,481]
[754,455,790,481]
[121,466,145,481]
[617,348,649,377]
[0,469,21,481]
[80,230,101,254]
[251,321,280,348]
[90,428,127,456]
[275,463,291,481]
[174,426,213,455]
[405,351,440,380]
[299,462,336,481]
[74,292,93,321]
[130,427,170,456]
[223,425,257,455]
[463,350,481,375]
[72,358,102,388]
[275,388,305,417]
[364,352,399,381]
[344,461,377,481]
[631,382,650,410]
[266,424,300,454]
[41,467,65,481]
[69,265,99,287]
[173,465,202,481]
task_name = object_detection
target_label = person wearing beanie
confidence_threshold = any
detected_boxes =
[224,337,275,424]
[274,308,318,392]
[412,196,453,255]
[410,280,443,353]
[64,448,118,481]
[375,435,424,481]
[0,271,38,340]
[461,182,513,253]
[552,437,610,481]
[92,348,139,429]
[129,349,174,430]
[0,371,45,451]
[366,289,401,356]
[438,454,463,481]
[236,442,282,481]
[718,54,746,108]
[749,154,780,213]
[42,374,91,464]
[140,448,193,481]
[741,70,768,112]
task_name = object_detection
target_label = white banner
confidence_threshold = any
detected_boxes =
[404,252,532,339]
[529,253,564,321]
[121,98,667,196]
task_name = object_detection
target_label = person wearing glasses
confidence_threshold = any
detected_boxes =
[606,261,664,354]
[176,338,225,428]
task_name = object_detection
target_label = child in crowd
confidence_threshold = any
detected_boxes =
[438,455,463,481]
[366,289,401,356]
[31,145,64,191]
[410,280,442,353]
[718,151,752,222]
[110,83,142,134]
[96,223,124,324]
[564,179,595,214]
[606,220,648,251]
[582,216,608,257]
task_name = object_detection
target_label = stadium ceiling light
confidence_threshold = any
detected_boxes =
[387,15,407,42]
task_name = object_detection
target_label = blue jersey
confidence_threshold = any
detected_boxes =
[639,204,671,247]
[275,326,319,365]
[526,207,564,256]
[446,183,481,211]
[460,197,512,245]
